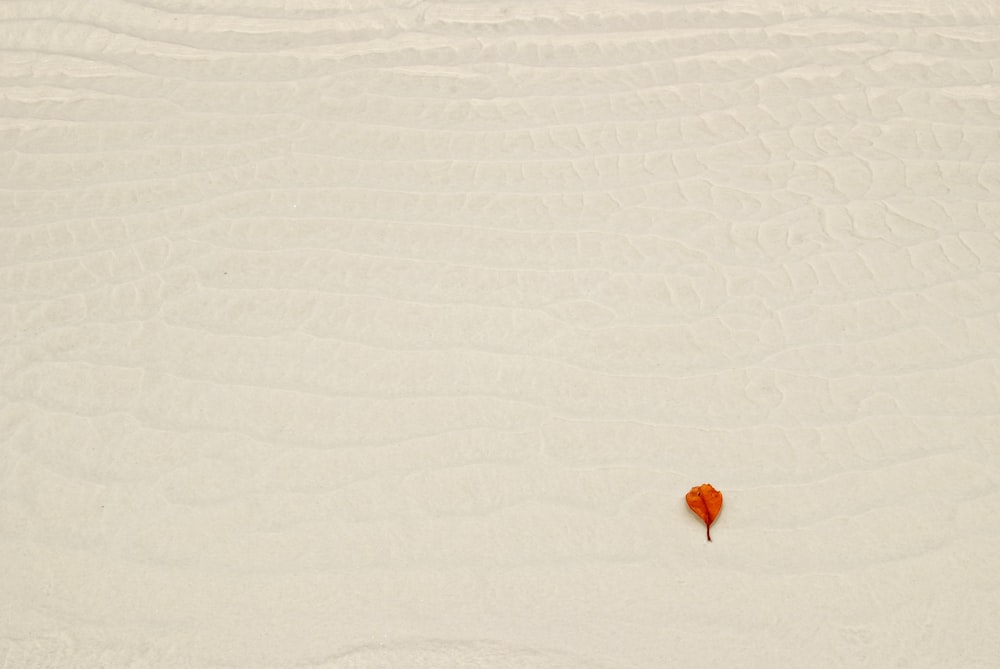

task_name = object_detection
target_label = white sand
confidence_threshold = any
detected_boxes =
[2,1,999,667]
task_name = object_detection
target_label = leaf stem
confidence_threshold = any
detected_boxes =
[700,494,714,542]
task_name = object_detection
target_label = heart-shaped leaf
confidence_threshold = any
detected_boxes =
[686,483,723,541]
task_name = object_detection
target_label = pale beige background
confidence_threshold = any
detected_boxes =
[2,1,999,667]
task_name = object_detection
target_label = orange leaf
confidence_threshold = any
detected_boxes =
[686,483,723,541]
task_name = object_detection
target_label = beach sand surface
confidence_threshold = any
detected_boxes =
[1,1,999,667]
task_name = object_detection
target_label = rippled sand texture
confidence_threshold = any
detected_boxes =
[2,2,999,667]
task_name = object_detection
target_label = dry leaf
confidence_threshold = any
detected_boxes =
[686,483,723,541]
